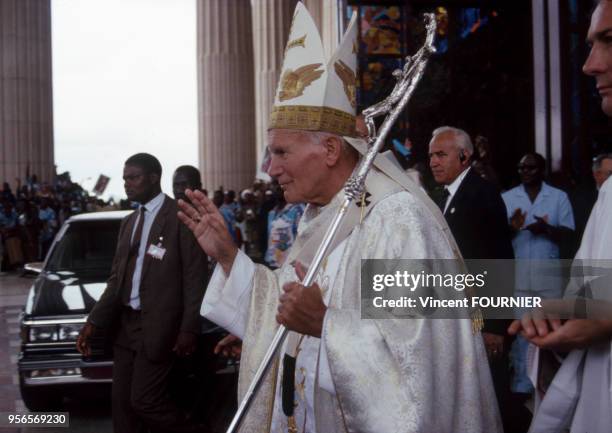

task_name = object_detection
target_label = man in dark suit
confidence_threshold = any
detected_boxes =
[77,153,207,433]
[429,127,527,433]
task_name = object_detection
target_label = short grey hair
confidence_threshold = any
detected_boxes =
[304,131,337,145]
[304,130,356,155]
[431,126,474,155]
[592,153,612,171]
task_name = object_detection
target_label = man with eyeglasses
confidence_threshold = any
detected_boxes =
[501,152,575,398]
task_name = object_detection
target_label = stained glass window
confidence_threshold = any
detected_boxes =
[345,1,533,188]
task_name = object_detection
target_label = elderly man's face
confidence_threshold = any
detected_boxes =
[428,131,469,185]
[584,2,612,116]
[267,129,328,204]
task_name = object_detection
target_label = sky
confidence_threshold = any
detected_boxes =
[52,0,198,201]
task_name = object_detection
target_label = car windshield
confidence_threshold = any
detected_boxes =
[45,219,120,279]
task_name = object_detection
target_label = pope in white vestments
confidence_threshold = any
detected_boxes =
[202,175,502,433]
[178,4,502,433]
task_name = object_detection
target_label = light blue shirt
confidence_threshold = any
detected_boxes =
[502,183,575,297]
[502,183,575,259]
[128,192,165,310]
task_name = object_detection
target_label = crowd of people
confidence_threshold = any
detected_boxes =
[0,164,307,277]
[0,173,111,272]
[207,181,304,269]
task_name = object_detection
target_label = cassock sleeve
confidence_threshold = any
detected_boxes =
[201,249,256,338]
[202,247,338,393]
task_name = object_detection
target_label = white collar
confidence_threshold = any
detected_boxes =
[141,192,165,213]
[446,167,471,197]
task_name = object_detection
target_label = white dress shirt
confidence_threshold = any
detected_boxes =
[128,192,165,310]
[443,166,471,214]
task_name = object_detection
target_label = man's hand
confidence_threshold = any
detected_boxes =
[177,189,238,274]
[214,334,242,359]
[524,319,612,352]
[510,208,526,231]
[173,331,197,357]
[483,332,505,359]
[76,322,96,357]
[507,300,612,351]
[276,263,327,338]
[508,307,562,340]
[524,215,551,236]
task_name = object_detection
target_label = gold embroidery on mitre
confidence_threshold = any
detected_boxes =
[334,60,356,108]
[286,34,307,51]
[270,105,356,137]
[352,40,358,54]
[279,64,324,101]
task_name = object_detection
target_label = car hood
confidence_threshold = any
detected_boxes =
[25,271,107,317]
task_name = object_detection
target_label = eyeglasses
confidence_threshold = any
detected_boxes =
[517,164,538,172]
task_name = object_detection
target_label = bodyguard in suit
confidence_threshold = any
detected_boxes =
[77,153,207,433]
[429,127,528,432]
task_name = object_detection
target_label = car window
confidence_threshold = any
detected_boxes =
[46,220,120,279]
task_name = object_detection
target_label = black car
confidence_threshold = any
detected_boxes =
[18,210,237,425]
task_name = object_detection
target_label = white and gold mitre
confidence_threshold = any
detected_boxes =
[269,2,358,137]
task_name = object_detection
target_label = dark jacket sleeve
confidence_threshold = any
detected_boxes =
[178,220,208,334]
[483,186,515,260]
[481,184,515,336]
[87,217,128,328]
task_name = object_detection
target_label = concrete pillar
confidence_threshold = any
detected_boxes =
[0,0,54,187]
[251,0,297,169]
[196,0,256,191]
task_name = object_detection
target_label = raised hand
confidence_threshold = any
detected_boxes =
[177,189,238,274]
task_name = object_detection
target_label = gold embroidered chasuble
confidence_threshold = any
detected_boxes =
[202,169,502,433]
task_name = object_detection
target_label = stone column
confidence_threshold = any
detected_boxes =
[251,0,297,169]
[0,0,54,187]
[197,0,256,191]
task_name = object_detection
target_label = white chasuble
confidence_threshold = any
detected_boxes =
[202,185,502,433]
